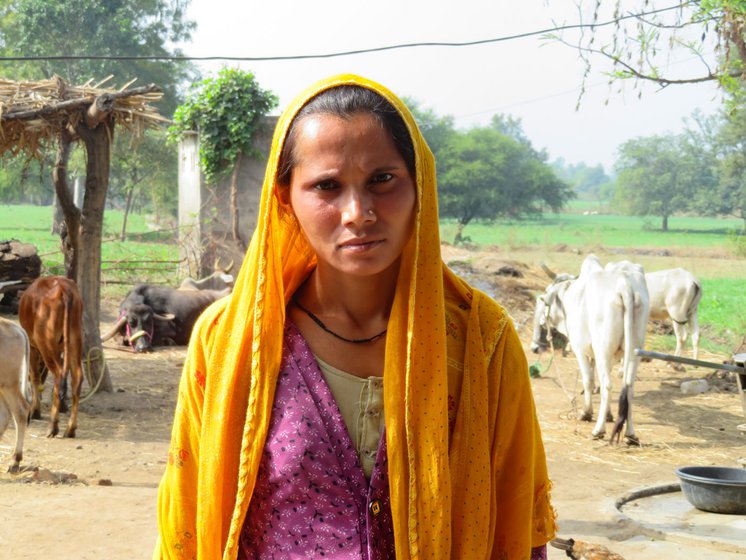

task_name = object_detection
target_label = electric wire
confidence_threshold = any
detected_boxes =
[0,3,696,63]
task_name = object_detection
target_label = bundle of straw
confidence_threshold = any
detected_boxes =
[0,75,166,158]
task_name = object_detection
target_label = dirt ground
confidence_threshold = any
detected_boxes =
[1,246,745,559]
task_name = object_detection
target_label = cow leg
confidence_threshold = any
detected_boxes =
[622,381,639,446]
[46,366,65,438]
[611,356,641,446]
[58,374,69,414]
[672,321,686,358]
[690,314,700,361]
[592,358,613,440]
[2,388,30,473]
[576,354,595,422]
[64,362,82,438]
[622,355,640,444]
[47,378,60,437]
[0,397,10,440]
[28,348,44,420]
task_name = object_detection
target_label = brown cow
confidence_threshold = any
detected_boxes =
[0,317,32,472]
[19,276,84,438]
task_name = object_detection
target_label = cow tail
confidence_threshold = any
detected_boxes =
[687,280,702,320]
[611,282,636,443]
[62,289,72,384]
[621,282,636,389]
[611,386,629,445]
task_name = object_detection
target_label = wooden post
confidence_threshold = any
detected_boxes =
[74,115,114,393]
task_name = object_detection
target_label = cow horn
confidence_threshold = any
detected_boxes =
[540,263,558,280]
[101,316,127,342]
[154,312,176,321]
[129,329,149,343]
[215,257,235,273]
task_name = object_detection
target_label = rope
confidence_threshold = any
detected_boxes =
[79,346,106,403]
[547,330,580,421]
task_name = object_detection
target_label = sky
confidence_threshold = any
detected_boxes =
[180,0,723,173]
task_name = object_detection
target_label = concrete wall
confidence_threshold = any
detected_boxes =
[178,116,278,279]
[178,131,202,278]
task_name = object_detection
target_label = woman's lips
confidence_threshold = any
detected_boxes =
[338,239,384,252]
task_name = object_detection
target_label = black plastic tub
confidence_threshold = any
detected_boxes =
[676,466,746,515]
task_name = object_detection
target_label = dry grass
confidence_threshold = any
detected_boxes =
[0,75,166,158]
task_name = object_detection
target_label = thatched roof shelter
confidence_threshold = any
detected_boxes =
[0,75,165,157]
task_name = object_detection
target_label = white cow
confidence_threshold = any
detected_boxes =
[645,268,701,359]
[531,255,649,445]
[0,317,32,472]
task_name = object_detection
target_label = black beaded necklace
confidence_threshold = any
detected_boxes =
[292,297,387,344]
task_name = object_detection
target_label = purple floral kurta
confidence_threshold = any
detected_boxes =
[239,322,395,559]
[238,321,547,560]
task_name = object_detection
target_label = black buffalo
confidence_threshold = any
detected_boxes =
[101,284,229,352]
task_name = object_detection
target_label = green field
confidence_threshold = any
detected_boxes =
[0,204,179,285]
[440,215,745,251]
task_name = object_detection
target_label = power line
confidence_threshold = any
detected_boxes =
[0,3,695,63]
[453,52,717,121]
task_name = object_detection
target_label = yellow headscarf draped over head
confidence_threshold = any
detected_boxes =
[155,74,556,560]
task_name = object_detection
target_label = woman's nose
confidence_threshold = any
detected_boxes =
[341,190,376,226]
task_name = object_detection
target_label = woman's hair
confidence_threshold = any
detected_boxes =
[277,85,416,186]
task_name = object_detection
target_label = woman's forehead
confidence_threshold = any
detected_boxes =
[293,114,393,156]
[294,112,381,136]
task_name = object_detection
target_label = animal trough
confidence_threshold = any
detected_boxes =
[675,466,746,515]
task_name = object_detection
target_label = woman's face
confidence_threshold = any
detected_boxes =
[286,113,416,280]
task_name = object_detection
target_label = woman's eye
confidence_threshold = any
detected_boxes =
[314,180,337,191]
[371,173,393,184]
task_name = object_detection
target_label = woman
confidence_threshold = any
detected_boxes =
[154,74,556,559]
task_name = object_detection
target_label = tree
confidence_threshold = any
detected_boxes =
[553,160,614,204]
[168,68,278,249]
[0,152,55,204]
[438,126,573,243]
[403,97,456,158]
[0,0,195,116]
[613,134,712,230]
[554,1,746,105]
[490,114,533,145]
[0,0,195,236]
[712,105,746,230]
[109,130,178,240]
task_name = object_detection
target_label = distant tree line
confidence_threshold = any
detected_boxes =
[405,98,575,243]
[609,107,745,232]
[551,160,613,206]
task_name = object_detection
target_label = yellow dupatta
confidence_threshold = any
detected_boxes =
[154,74,556,560]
